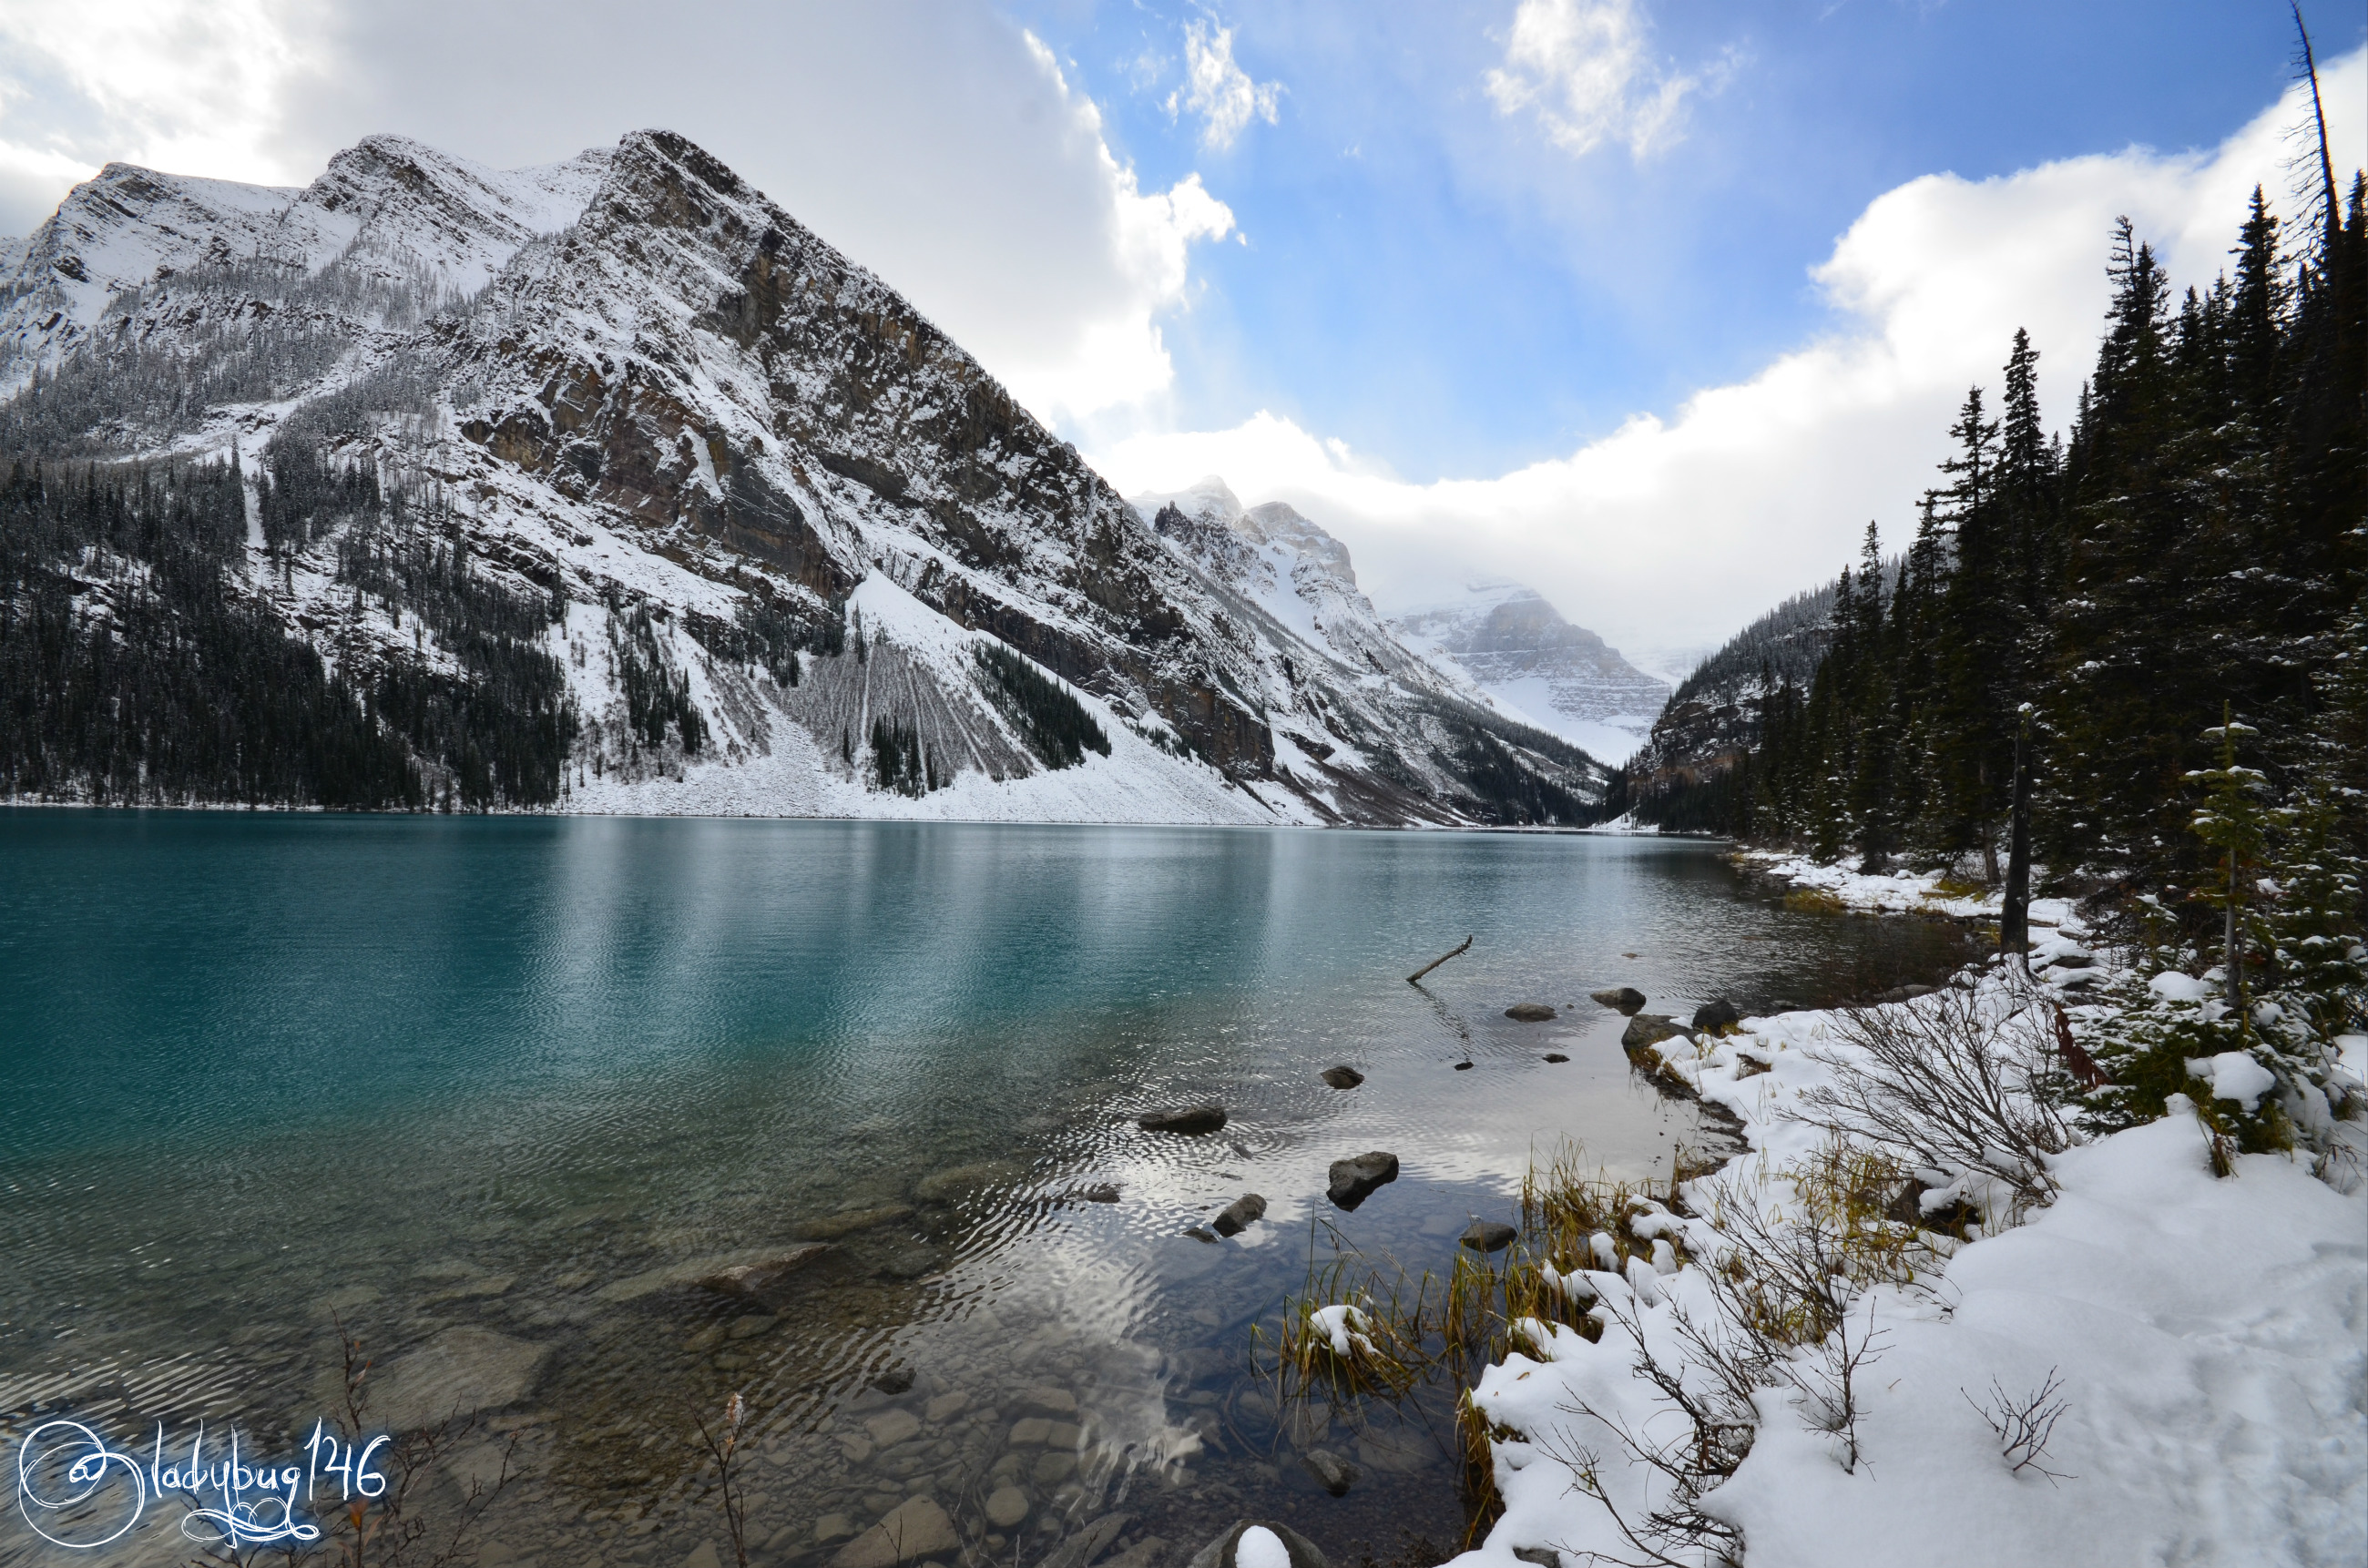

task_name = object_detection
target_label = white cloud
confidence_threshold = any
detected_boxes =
[1168,19,1282,152]
[0,0,323,227]
[1485,0,1703,159]
[1092,49,2367,659]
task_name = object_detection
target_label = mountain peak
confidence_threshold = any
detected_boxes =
[2,137,1606,826]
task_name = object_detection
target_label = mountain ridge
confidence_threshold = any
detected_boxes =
[0,130,1607,827]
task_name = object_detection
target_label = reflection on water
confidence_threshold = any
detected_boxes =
[0,814,1977,1566]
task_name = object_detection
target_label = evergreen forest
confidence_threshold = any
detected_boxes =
[0,447,579,809]
[1626,171,2366,939]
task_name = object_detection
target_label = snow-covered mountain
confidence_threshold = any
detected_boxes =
[0,131,1605,826]
[1390,582,1670,765]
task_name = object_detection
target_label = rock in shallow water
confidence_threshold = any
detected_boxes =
[1620,1014,1687,1050]
[697,1244,832,1299]
[1461,1220,1518,1253]
[830,1496,959,1568]
[1542,1053,1569,1064]
[1138,1105,1228,1135]
[1591,987,1648,1013]
[1301,1448,1358,1496]
[1319,1065,1364,1089]
[370,1326,549,1429]
[1325,1152,1399,1211]
[1504,1003,1557,1022]
[1211,1194,1267,1237]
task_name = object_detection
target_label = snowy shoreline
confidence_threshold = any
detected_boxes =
[1441,861,2367,1568]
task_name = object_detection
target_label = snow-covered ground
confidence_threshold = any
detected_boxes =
[1739,849,2082,927]
[1446,909,2367,1567]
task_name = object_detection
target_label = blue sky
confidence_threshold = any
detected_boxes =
[0,0,2360,654]
[1011,0,2347,482]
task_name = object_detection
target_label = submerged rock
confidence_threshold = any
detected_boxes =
[1591,987,1648,1013]
[801,1204,916,1239]
[1325,1152,1400,1211]
[1453,1060,1474,1071]
[1189,1521,1331,1568]
[1461,1220,1518,1253]
[1505,1002,1557,1022]
[1301,1448,1359,1496]
[370,1326,549,1430]
[1320,1065,1364,1089]
[699,1244,832,1298]
[1042,1512,1133,1568]
[1139,1105,1228,1135]
[1211,1194,1268,1237]
[830,1495,958,1568]
[1067,1183,1123,1204]
[1542,1053,1569,1064]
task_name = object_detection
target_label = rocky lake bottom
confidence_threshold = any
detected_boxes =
[0,814,1983,1568]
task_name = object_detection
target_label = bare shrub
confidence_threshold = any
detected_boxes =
[1793,982,2073,1219]
[1963,1368,2075,1482]
[1532,1155,1914,1566]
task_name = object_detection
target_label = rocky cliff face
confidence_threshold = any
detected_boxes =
[1390,582,1669,766]
[0,131,1605,825]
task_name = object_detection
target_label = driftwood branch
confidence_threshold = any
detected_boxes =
[1407,935,1473,984]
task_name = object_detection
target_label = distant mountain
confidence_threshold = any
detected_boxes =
[1624,576,1842,797]
[0,133,1604,826]
[1390,581,1670,766]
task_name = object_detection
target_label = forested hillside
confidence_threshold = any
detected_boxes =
[1628,166,2365,921]
[0,450,586,809]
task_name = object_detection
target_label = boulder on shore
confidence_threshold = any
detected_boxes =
[1211,1193,1268,1237]
[1320,1065,1364,1089]
[1505,1003,1557,1022]
[1591,987,1648,1013]
[1139,1105,1228,1135]
[1690,999,1741,1033]
[1326,1152,1400,1211]
[1620,1014,1689,1050]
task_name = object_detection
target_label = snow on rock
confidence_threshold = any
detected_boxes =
[1452,972,2367,1568]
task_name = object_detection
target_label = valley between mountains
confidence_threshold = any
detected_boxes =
[1,130,1668,825]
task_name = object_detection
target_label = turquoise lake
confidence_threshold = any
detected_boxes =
[0,812,1977,1567]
